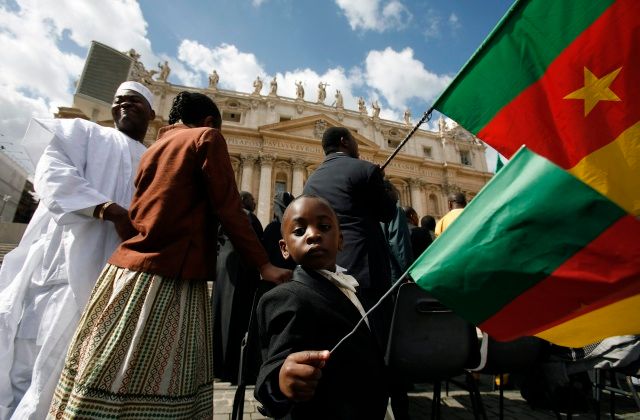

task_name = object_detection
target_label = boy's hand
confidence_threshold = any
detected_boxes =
[279,350,330,401]
[260,263,292,284]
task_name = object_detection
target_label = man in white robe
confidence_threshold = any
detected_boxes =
[0,81,156,420]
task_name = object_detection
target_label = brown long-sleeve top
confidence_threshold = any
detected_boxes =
[109,124,268,280]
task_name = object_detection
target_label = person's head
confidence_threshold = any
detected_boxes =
[383,180,399,203]
[272,191,294,223]
[321,126,359,158]
[448,192,467,210]
[240,191,256,212]
[111,81,156,142]
[168,91,222,129]
[420,215,436,231]
[279,195,342,271]
[403,206,419,226]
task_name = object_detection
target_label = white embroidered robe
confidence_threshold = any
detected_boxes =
[0,118,146,419]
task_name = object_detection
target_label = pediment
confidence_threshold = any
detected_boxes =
[448,125,480,145]
[259,114,378,149]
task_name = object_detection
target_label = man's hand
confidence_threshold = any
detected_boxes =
[259,263,292,284]
[279,350,330,401]
[101,203,137,241]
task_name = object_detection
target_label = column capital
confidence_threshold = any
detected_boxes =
[409,178,425,188]
[240,153,258,165]
[424,183,441,193]
[291,158,307,170]
[259,152,276,165]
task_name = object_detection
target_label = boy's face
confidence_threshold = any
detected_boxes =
[280,197,342,271]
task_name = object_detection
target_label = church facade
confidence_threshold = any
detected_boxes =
[59,52,492,227]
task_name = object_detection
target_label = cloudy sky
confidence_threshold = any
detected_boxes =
[0,0,513,170]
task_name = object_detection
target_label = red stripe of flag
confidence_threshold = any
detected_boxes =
[479,215,640,340]
[478,0,640,168]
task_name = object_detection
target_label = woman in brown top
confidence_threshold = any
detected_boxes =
[49,92,291,419]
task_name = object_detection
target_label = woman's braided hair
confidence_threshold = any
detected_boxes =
[168,91,222,128]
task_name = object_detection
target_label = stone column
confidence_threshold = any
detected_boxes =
[256,153,276,227]
[291,158,306,197]
[240,154,258,193]
[409,178,425,217]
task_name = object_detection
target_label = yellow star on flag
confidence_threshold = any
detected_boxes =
[564,66,622,116]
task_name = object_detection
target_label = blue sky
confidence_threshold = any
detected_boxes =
[0,0,513,170]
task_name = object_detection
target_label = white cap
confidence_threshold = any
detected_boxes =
[115,81,154,110]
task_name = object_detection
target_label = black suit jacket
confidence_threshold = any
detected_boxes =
[302,153,396,291]
[409,225,432,261]
[255,266,389,420]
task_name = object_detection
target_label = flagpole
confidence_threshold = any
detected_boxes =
[331,272,410,354]
[380,108,433,171]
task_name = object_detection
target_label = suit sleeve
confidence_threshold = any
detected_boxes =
[198,129,269,268]
[255,287,310,418]
[365,165,396,223]
[386,206,414,272]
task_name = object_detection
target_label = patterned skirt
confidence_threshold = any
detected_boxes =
[48,264,213,419]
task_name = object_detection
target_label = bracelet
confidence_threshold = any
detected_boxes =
[98,201,115,220]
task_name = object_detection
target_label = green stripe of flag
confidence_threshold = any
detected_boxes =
[433,0,613,134]
[408,147,625,324]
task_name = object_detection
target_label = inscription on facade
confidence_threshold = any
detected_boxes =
[226,137,262,148]
[264,139,322,154]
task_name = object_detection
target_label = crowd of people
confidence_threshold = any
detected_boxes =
[0,82,447,419]
[1,83,635,420]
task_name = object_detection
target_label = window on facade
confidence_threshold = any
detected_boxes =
[279,115,292,122]
[460,150,472,166]
[274,180,287,195]
[222,111,241,123]
[429,194,438,215]
[387,139,400,148]
[423,146,432,159]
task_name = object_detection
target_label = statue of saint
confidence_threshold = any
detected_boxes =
[127,48,141,61]
[126,49,156,83]
[269,76,278,95]
[317,82,327,103]
[335,90,344,108]
[403,109,412,125]
[295,81,304,100]
[438,116,447,132]
[157,60,171,82]
[371,100,381,118]
[252,76,263,95]
[358,97,366,113]
[208,70,219,89]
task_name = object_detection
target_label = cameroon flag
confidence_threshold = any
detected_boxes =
[412,0,640,347]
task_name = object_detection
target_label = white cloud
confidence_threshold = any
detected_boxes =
[0,0,452,146]
[252,0,268,6]
[335,0,412,32]
[424,10,462,39]
[0,0,157,142]
[448,13,461,32]
[176,41,449,124]
[177,40,268,93]
[276,66,364,108]
[176,39,368,109]
[364,47,451,112]
[423,8,442,39]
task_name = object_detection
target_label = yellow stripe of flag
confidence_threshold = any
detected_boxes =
[536,293,640,347]
[569,121,640,216]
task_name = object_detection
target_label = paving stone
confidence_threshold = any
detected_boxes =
[212,381,640,419]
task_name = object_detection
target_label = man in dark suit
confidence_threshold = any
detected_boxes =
[240,190,264,238]
[303,126,396,339]
[302,128,408,418]
[403,206,433,261]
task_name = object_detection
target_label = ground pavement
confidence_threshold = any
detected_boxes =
[213,375,640,420]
